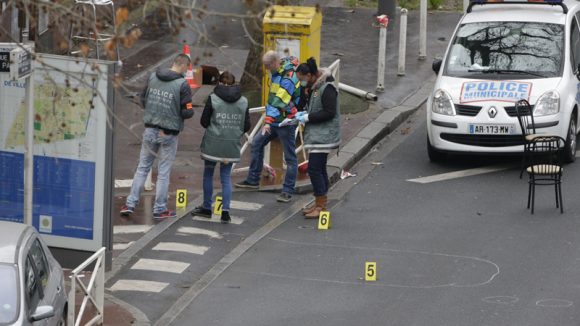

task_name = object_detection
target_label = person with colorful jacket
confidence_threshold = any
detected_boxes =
[192,72,250,223]
[235,50,301,203]
[295,57,341,218]
[120,54,194,219]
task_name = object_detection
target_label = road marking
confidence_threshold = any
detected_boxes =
[176,227,222,239]
[110,280,169,293]
[152,242,210,255]
[192,215,244,225]
[230,200,263,211]
[113,225,152,235]
[407,164,513,184]
[115,179,133,188]
[113,242,134,250]
[131,258,190,274]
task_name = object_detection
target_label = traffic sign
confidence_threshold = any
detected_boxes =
[10,47,32,80]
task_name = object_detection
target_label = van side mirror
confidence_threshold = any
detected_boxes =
[30,306,55,322]
[576,63,580,80]
[432,59,443,75]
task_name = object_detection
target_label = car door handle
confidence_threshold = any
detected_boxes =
[56,286,61,293]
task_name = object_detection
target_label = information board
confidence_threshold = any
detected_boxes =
[0,51,114,252]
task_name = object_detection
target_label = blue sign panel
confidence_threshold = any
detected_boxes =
[32,156,95,240]
[0,151,24,223]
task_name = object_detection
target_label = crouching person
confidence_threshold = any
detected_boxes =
[192,72,250,223]
[295,58,341,219]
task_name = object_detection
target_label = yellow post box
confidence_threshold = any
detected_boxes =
[261,6,322,184]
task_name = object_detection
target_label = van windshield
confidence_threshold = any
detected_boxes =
[444,21,564,79]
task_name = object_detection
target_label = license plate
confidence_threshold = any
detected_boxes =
[468,124,515,135]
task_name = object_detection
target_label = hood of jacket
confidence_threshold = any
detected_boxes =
[156,68,184,81]
[214,84,242,103]
[312,68,335,91]
[276,56,300,76]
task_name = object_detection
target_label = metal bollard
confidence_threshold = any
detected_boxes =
[419,0,427,60]
[397,9,408,76]
[376,15,389,92]
[144,170,154,191]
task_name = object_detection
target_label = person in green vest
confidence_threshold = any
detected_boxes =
[192,71,251,223]
[120,54,194,219]
[295,58,341,218]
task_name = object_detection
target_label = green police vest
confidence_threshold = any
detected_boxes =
[200,94,248,163]
[304,82,341,150]
[143,73,184,132]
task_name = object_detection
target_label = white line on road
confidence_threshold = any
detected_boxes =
[113,242,134,250]
[113,225,152,234]
[131,258,190,274]
[177,227,222,239]
[114,179,133,188]
[152,242,210,255]
[230,200,263,211]
[110,280,169,293]
[192,215,244,225]
[407,164,513,184]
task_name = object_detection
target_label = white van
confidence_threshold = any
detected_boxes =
[427,0,580,162]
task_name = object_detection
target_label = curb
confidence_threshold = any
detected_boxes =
[295,77,435,194]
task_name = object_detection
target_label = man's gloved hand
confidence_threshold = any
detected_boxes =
[296,112,309,124]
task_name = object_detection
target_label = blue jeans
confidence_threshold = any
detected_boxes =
[308,153,329,196]
[126,128,178,214]
[246,125,297,194]
[202,160,232,211]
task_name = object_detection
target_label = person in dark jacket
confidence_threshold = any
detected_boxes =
[120,54,194,219]
[192,72,250,223]
[295,57,341,218]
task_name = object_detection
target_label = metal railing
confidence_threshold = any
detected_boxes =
[68,247,106,326]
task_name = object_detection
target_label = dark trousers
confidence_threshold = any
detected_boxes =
[308,152,329,196]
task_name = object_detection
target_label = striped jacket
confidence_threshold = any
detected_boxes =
[265,56,301,126]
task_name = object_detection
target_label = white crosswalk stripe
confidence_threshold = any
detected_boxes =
[114,179,133,188]
[114,225,152,235]
[230,200,263,211]
[113,242,134,250]
[407,164,512,184]
[110,280,169,293]
[152,242,210,255]
[131,258,190,274]
[177,227,222,239]
[192,215,244,225]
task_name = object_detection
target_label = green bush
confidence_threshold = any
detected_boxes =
[428,0,444,9]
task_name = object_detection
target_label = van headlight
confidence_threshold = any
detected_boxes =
[431,90,455,116]
[534,91,559,116]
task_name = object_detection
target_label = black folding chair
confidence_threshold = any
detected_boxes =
[515,99,537,179]
[526,136,565,214]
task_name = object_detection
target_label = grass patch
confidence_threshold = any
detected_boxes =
[347,0,379,8]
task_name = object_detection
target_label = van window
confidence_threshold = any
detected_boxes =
[570,18,580,73]
[445,22,564,79]
[0,264,19,325]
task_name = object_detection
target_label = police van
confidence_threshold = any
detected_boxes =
[427,0,580,162]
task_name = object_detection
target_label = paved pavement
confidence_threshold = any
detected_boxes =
[166,108,580,326]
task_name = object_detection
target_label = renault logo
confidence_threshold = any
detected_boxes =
[488,106,497,118]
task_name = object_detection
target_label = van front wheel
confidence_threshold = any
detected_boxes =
[563,115,577,163]
[427,137,446,162]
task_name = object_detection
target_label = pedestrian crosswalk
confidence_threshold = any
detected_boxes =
[110,199,265,294]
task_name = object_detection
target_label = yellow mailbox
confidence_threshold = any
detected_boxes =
[262,5,322,105]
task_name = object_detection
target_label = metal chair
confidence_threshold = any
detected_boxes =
[525,135,565,214]
[69,0,120,61]
[515,99,543,179]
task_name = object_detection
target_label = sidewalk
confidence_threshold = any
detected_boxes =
[105,7,463,325]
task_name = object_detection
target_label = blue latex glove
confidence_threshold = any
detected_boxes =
[296,112,309,124]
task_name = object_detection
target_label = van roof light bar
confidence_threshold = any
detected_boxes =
[467,0,568,14]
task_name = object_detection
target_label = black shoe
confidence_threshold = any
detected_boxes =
[191,206,212,218]
[276,192,292,203]
[235,180,259,189]
[221,211,231,224]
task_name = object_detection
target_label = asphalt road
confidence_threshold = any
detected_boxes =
[167,107,580,326]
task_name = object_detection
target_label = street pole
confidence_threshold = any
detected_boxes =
[397,9,408,76]
[376,15,389,92]
[24,62,34,226]
[419,0,427,60]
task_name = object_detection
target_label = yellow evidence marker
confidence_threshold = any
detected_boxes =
[214,196,223,215]
[176,189,187,209]
[318,211,331,230]
[365,262,377,281]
